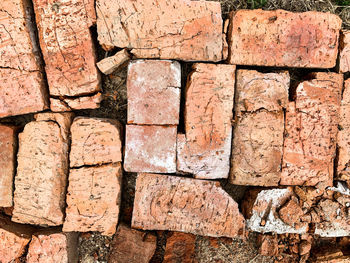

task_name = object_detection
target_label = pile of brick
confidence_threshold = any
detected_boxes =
[1,0,350,262]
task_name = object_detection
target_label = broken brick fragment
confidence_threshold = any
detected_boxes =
[177,63,235,179]
[228,9,342,68]
[281,72,343,187]
[163,232,196,263]
[97,49,131,75]
[339,30,350,73]
[124,125,177,173]
[50,93,103,112]
[127,60,181,125]
[69,117,123,167]
[63,163,122,236]
[96,0,223,61]
[132,173,245,238]
[257,234,279,256]
[12,113,73,226]
[108,224,156,263]
[278,199,304,226]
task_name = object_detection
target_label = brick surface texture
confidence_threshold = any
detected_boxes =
[97,49,130,75]
[228,9,342,68]
[339,30,350,73]
[132,173,246,238]
[96,0,223,61]
[281,72,342,187]
[163,232,196,263]
[230,70,289,186]
[177,63,235,179]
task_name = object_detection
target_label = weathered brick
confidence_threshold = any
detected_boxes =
[127,60,181,125]
[32,0,101,109]
[108,224,156,263]
[50,93,102,112]
[281,73,342,187]
[132,173,245,238]
[257,234,278,256]
[278,199,304,226]
[337,78,350,183]
[12,113,73,226]
[0,0,48,118]
[163,232,196,263]
[124,125,177,173]
[96,0,223,61]
[339,30,350,73]
[228,9,342,68]
[27,231,78,263]
[0,126,17,207]
[69,117,122,167]
[177,63,235,179]
[63,163,122,236]
[97,49,131,75]
[0,216,33,263]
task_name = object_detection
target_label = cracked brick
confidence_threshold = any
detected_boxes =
[96,0,223,61]
[228,9,342,68]
[177,63,235,179]
[50,93,102,112]
[281,72,342,187]
[132,173,246,238]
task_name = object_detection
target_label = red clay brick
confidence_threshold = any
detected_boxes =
[339,30,350,73]
[63,163,122,236]
[177,63,235,179]
[97,49,130,75]
[96,0,223,61]
[50,93,102,112]
[257,234,278,256]
[32,0,101,108]
[163,232,196,263]
[108,224,156,263]
[12,113,73,226]
[278,199,304,226]
[228,9,342,68]
[127,60,181,125]
[132,173,245,238]
[0,126,17,207]
[281,73,342,187]
[124,125,177,173]
[69,117,122,167]
[27,231,78,263]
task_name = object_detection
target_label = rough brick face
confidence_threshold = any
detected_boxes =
[339,31,350,73]
[124,125,177,173]
[0,0,48,118]
[281,73,342,187]
[69,117,123,167]
[228,9,342,68]
[127,60,181,125]
[177,63,235,179]
[132,173,245,238]
[12,113,73,226]
[96,0,223,61]
[32,0,101,108]
[163,232,196,263]
[50,93,102,112]
[230,70,289,186]
[0,125,17,207]
[63,164,122,236]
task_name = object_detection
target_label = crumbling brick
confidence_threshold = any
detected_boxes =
[257,234,279,256]
[339,30,350,73]
[50,93,102,112]
[132,173,245,238]
[12,113,73,226]
[177,63,235,179]
[228,9,342,68]
[96,0,223,61]
[63,163,122,236]
[127,60,181,125]
[163,232,196,263]
[281,73,343,187]
[97,49,130,75]
[108,224,156,263]
[124,125,177,173]
[278,199,304,226]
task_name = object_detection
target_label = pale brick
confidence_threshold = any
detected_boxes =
[124,125,177,173]
[339,30,350,73]
[32,0,101,108]
[228,9,342,68]
[96,0,223,61]
[127,60,181,125]
[177,63,235,179]
[0,125,17,207]
[63,163,122,236]
[108,224,156,263]
[50,93,102,112]
[97,49,131,75]
[281,73,342,187]
[27,231,78,263]
[12,113,73,226]
[132,173,246,238]
[69,117,122,167]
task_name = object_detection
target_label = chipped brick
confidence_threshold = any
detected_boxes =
[257,234,279,256]
[278,199,304,226]
[132,173,245,238]
[127,60,181,125]
[96,0,223,61]
[228,9,342,68]
[163,232,196,263]
[50,93,102,112]
[177,63,235,179]
[97,49,130,75]
[339,30,350,73]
